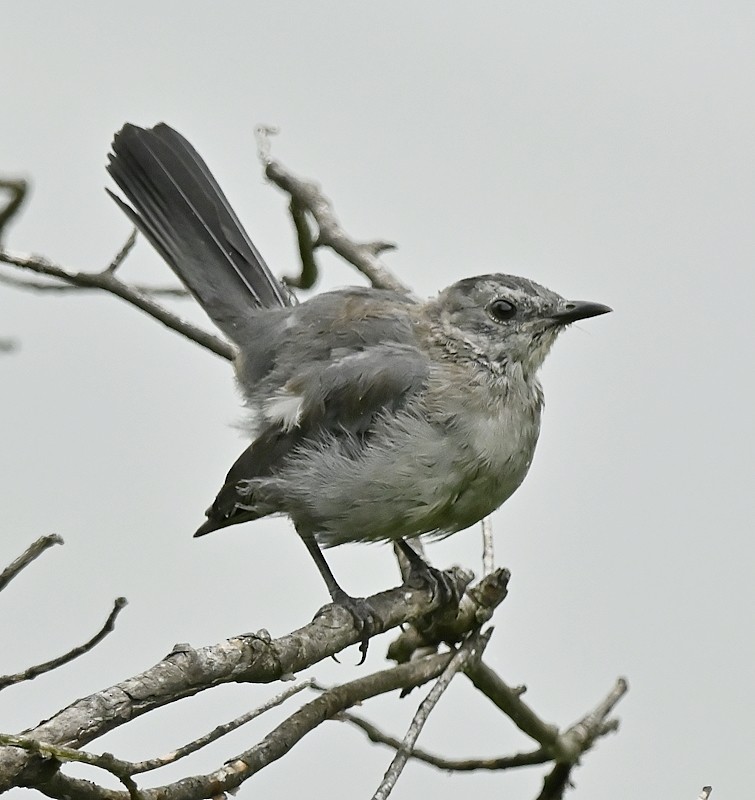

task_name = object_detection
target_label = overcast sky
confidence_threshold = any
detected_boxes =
[2,3,753,799]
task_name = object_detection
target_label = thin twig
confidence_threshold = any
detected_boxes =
[33,650,459,800]
[104,228,137,273]
[255,126,409,294]
[371,629,492,800]
[282,198,319,289]
[338,711,549,772]
[0,597,127,690]
[481,516,495,577]
[0,271,189,297]
[552,677,627,761]
[0,534,63,593]
[0,178,28,243]
[130,679,316,773]
[0,248,233,360]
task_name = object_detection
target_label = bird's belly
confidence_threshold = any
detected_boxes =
[309,402,540,546]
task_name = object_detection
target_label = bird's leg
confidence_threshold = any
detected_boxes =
[395,539,461,607]
[298,531,380,663]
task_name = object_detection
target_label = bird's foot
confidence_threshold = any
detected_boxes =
[404,559,462,608]
[326,590,382,664]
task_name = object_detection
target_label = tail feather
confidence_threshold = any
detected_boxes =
[107,123,291,344]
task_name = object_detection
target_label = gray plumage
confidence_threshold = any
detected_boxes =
[108,123,610,639]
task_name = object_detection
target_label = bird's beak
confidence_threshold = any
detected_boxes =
[550,300,612,324]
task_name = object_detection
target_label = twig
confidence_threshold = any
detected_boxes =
[0,534,63,593]
[0,271,189,297]
[0,573,473,792]
[553,677,627,762]
[0,733,141,800]
[465,660,561,748]
[33,650,458,800]
[371,629,492,800]
[338,711,549,772]
[129,679,316,773]
[0,597,127,690]
[104,229,137,273]
[481,516,495,577]
[387,568,508,664]
[0,179,28,243]
[282,198,319,289]
[0,248,233,360]
[255,126,409,294]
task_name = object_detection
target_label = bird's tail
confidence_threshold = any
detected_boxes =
[107,123,291,344]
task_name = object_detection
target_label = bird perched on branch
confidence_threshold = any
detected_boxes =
[108,123,610,655]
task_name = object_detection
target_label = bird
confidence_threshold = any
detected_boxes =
[107,122,611,653]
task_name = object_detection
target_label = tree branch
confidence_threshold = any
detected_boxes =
[0,178,28,243]
[0,534,63,594]
[370,629,491,800]
[0,248,233,360]
[0,598,127,691]
[337,711,550,772]
[0,572,472,792]
[255,126,408,294]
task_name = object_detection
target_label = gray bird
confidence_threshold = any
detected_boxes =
[107,123,611,650]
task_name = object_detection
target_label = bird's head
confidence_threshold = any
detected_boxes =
[429,274,611,379]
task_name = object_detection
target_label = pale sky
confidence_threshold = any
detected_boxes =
[2,3,753,799]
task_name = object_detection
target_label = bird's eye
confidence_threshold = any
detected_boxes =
[488,298,517,322]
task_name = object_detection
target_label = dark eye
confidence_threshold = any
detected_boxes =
[488,298,517,322]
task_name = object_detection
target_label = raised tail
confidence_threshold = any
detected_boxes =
[107,123,291,344]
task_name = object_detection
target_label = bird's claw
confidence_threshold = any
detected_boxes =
[404,561,461,608]
[329,591,382,664]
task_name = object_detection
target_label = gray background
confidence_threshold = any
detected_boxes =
[1,2,752,798]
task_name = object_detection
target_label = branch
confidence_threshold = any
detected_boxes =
[481,516,495,577]
[32,651,457,800]
[0,572,472,792]
[387,568,509,664]
[282,198,319,289]
[338,711,549,772]
[0,271,189,298]
[371,629,491,800]
[0,248,233,360]
[0,534,63,593]
[129,679,316,773]
[0,598,127,691]
[0,178,28,243]
[255,126,409,294]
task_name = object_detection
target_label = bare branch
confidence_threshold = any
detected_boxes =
[255,126,411,294]
[535,762,573,800]
[387,568,508,664]
[481,516,495,577]
[0,248,233,360]
[0,271,189,297]
[0,733,141,799]
[32,650,457,800]
[553,677,627,762]
[282,198,319,289]
[0,178,28,243]
[129,679,316,773]
[0,534,63,593]
[0,597,128,691]
[0,574,472,792]
[104,228,137,273]
[371,629,492,800]
[465,660,561,748]
[337,711,549,772]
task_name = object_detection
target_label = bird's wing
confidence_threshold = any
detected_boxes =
[196,337,430,535]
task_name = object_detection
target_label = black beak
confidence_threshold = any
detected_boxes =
[551,300,612,324]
